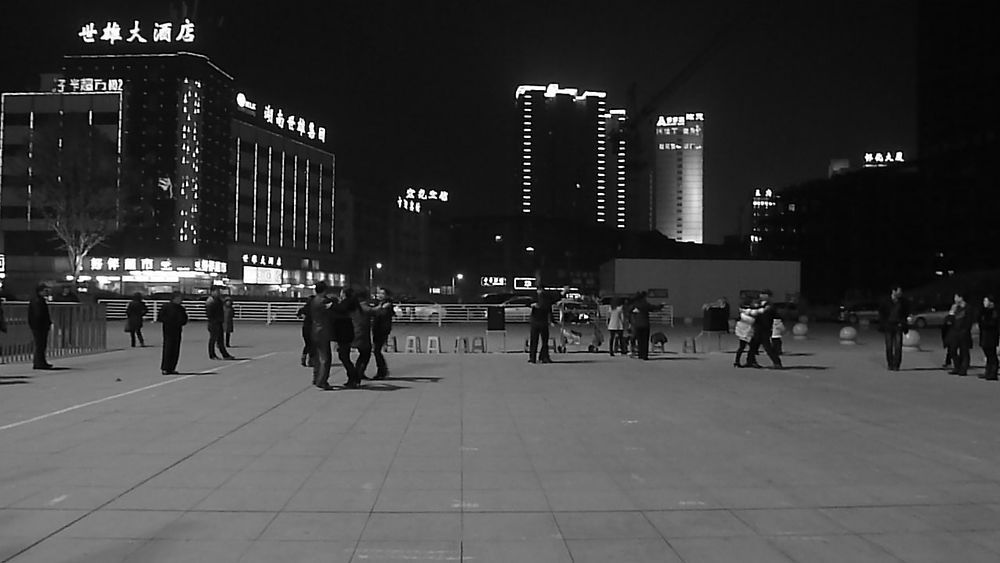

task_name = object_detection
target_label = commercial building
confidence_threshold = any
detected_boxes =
[651,112,704,243]
[1,22,346,297]
[514,83,627,228]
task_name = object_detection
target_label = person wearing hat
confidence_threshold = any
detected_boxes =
[746,289,783,369]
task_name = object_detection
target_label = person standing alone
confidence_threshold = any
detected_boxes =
[205,288,234,360]
[371,286,395,379]
[223,297,235,348]
[528,288,553,364]
[947,292,972,376]
[158,292,188,375]
[125,292,148,347]
[607,298,625,357]
[28,283,54,369]
[979,295,998,381]
[878,284,909,371]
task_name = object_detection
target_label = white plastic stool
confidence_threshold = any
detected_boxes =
[405,335,422,353]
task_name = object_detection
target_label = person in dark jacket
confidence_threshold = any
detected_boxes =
[878,284,910,371]
[979,295,999,381]
[28,283,54,369]
[297,297,314,367]
[371,286,395,379]
[630,291,664,360]
[204,288,234,360]
[746,289,783,369]
[351,288,375,379]
[942,311,956,368]
[947,292,973,376]
[310,282,335,389]
[528,289,553,363]
[125,292,149,347]
[223,297,235,348]
[157,292,188,375]
[332,287,361,387]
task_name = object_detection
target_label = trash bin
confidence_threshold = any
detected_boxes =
[702,307,728,332]
[487,307,506,331]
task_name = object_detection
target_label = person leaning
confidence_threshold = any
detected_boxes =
[371,286,395,379]
[205,288,234,360]
[28,283,54,370]
[157,292,188,375]
[947,292,972,376]
[528,288,553,363]
[878,284,909,371]
[746,289,783,369]
[978,295,998,381]
[125,292,148,347]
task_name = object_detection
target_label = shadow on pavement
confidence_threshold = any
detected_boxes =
[0,379,29,385]
[645,356,703,361]
[380,376,442,383]
[781,365,829,370]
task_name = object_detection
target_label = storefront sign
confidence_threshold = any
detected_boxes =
[0,253,5,274]
[262,104,327,143]
[243,266,283,285]
[52,77,124,93]
[480,276,507,287]
[242,253,282,267]
[863,151,904,167]
[513,277,537,291]
[78,19,196,45]
[85,256,226,275]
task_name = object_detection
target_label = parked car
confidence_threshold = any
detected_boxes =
[907,306,952,328]
[393,302,444,322]
[501,296,535,321]
[838,301,881,324]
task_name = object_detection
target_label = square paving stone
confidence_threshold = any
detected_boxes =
[360,513,461,542]
[554,511,662,540]
[565,539,684,563]
[259,512,368,542]
[462,512,562,541]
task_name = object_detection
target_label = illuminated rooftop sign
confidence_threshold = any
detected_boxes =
[864,151,904,167]
[397,187,450,213]
[656,113,704,127]
[78,19,196,45]
[52,77,123,93]
[515,83,607,101]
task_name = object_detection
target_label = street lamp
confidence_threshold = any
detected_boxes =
[369,262,383,291]
[452,273,464,299]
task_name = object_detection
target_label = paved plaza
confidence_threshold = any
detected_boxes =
[2,322,1000,562]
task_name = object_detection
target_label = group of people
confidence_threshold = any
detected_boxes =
[733,289,785,369]
[151,287,237,375]
[298,282,395,390]
[605,291,665,361]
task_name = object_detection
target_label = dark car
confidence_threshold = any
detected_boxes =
[838,301,880,324]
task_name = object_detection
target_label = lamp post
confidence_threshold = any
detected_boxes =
[452,273,464,299]
[369,262,382,292]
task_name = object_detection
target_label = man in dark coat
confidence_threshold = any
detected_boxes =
[947,292,973,376]
[157,292,188,375]
[746,289,783,369]
[310,282,335,389]
[630,291,663,361]
[28,283,54,369]
[878,284,910,371]
[978,295,999,381]
[332,288,361,388]
[204,287,234,360]
[125,292,149,347]
[297,297,314,367]
[371,286,395,380]
[528,289,553,363]
[351,288,375,379]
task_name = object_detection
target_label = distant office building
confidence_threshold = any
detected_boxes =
[749,188,781,257]
[651,112,704,243]
[514,83,627,228]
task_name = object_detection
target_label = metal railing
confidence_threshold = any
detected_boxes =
[1,302,107,364]
[96,299,674,327]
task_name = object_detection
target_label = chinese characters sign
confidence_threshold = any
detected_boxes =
[78,19,196,45]
[86,256,226,274]
[262,104,327,143]
[656,113,704,127]
[863,151,905,167]
[480,276,507,287]
[397,187,450,213]
[52,78,123,93]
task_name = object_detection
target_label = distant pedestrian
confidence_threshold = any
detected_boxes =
[125,292,148,347]
[371,286,395,379]
[746,289,783,369]
[333,288,361,388]
[28,283,54,370]
[607,298,625,357]
[978,295,998,381]
[205,288,234,360]
[947,292,972,376]
[297,296,313,367]
[878,284,909,371]
[309,282,335,389]
[630,291,663,360]
[157,292,188,375]
[223,297,235,348]
[528,288,553,363]
[734,300,757,368]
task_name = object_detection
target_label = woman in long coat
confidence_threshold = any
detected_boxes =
[125,292,148,347]
[734,300,758,367]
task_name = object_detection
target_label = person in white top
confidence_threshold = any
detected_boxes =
[607,298,626,356]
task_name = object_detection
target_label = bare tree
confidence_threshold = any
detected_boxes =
[30,120,130,281]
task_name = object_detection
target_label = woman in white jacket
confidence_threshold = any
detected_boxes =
[607,298,625,356]
[734,302,760,367]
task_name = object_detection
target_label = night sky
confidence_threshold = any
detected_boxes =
[1,0,917,244]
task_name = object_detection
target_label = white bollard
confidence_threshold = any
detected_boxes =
[902,329,921,351]
[792,322,808,341]
[839,326,858,345]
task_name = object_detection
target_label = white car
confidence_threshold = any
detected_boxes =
[907,307,951,328]
[393,302,444,322]
[501,296,535,322]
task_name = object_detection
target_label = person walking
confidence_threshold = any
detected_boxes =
[878,284,909,371]
[630,291,663,360]
[371,286,395,379]
[205,288,234,360]
[947,292,972,376]
[733,300,757,368]
[528,288,553,363]
[28,283,54,370]
[333,287,361,388]
[310,282,335,389]
[125,292,148,347]
[157,292,188,375]
[351,289,375,379]
[746,289,783,369]
[297,296,314,367]
[978,295,999,381]
[607,298,625,357]
[223,297,235,348]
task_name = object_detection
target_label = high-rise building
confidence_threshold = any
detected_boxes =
[749,188,779,257]
[651,112,704,243]
[514,83,626,228]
